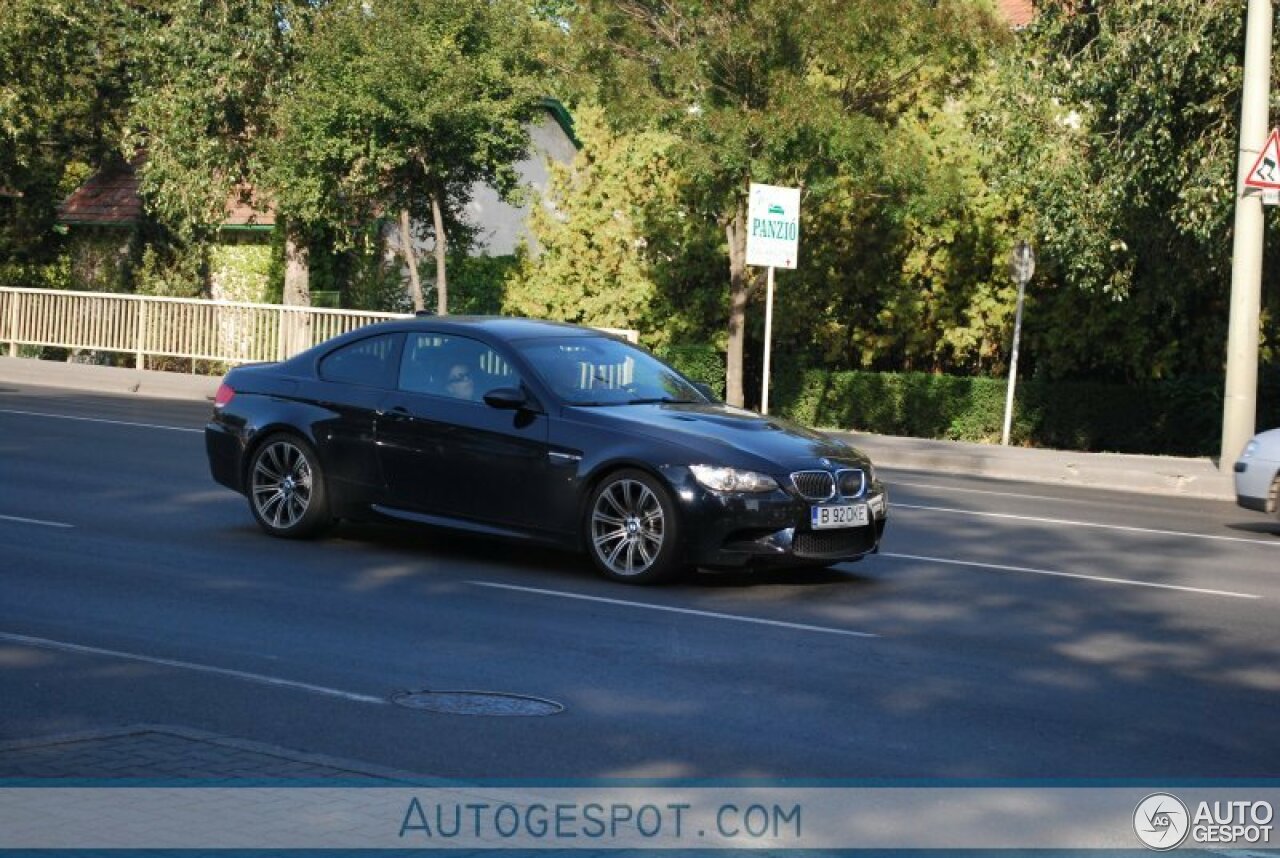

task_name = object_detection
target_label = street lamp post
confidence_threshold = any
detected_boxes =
[1002,240,1035,447]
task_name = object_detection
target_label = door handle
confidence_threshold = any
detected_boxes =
[377,405,411,418]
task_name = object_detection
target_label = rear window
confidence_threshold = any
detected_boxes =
[318,334,401,388]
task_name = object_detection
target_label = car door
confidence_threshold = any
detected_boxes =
[305,332,402,498]
[376,332,553,532]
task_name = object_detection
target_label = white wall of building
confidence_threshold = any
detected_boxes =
[465,111,578,256]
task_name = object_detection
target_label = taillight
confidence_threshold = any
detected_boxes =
[214,382,236,409]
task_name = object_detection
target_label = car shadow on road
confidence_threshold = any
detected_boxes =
[327,519,878,590]
[330,519,580,573]
[688,564,875,590]
[1223,520,1280,537]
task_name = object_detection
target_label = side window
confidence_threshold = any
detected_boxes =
[318,334,401,388]
[399,333,521,402]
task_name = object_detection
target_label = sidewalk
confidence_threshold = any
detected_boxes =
[831,430,1235,502]
[0,724,415,780]
[0,355,1237,501]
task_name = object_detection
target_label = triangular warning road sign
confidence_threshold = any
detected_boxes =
[1245,129,1280,190]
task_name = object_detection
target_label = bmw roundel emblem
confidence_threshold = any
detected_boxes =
[819,458,832,468]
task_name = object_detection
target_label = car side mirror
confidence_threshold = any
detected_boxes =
[483,387,528,410]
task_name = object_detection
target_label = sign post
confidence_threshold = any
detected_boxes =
[1001,240,1035,446]
[745,183,801,415]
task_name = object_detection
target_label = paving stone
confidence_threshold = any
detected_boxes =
[0,725,411,780]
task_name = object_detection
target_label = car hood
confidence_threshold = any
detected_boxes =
[568,401,872,472]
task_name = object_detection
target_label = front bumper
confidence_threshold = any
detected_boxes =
[671,470,889,569]
[1233,456,1278,513]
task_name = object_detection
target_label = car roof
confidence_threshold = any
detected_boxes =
[367,315,606,341]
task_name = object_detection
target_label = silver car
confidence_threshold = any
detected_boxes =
[1234,428,1280,516]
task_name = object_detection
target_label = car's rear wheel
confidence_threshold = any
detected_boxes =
[586,469,682,584]
[248,434,330,538]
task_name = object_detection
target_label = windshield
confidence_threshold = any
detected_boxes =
[515,336,709,406]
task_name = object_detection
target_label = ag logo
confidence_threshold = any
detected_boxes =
[1134,793,1190,850]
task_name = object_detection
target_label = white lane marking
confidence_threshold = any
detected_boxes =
[0,514,73,528]
[0,407,201,433]
[891,480,1128,506]
[0,631,386,705]
[468,581,879,639]
[895,502,1280,548]
[882,552,1261,600]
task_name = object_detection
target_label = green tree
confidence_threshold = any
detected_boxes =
[984,0,1279,380]
[129,0,316,304]
[0,0,143,271]
[268,0,545,313]
[504,103,686,339]
[569,0,999,406]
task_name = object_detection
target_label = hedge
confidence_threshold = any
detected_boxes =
[660,344,727,399]
[770,368,1280,456]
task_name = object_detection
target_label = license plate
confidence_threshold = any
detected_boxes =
[811,503,869,529]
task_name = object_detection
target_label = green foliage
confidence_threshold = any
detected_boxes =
[982,0,1274,381]
[0,256,71,291]
[569,0,1006,403]
[130,0,312,244]
[503,103,696,340]
[207,242,272,303]
[268,0,546,292]
[774,368,1280,456]
[66,229,133,293]
[0,1,139,264]
[447,253,518,316]
[659,344,726,399]
[340,236,411,314]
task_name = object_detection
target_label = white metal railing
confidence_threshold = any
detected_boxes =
[0,287,409,368]
[0,287,637,370]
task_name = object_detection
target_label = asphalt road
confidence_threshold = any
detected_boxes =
[1,382,1278,780]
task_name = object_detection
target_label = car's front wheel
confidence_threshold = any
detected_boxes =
[248,433,330,538]
[585,469,683,584]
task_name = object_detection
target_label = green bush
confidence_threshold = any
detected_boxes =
[446,253,518,316]
[772,368,1280,456]
[659,344,726,399]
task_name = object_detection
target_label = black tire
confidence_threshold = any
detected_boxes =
[246,433,330,538]
[585,468,683,584]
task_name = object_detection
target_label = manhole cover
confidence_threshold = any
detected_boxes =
[391,690,563,716]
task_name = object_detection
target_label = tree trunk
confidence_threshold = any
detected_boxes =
[430,189,448,315]
[725,202,749,408]
[283,231,311,306]
[398,208,425,312]
[282,230,312,358]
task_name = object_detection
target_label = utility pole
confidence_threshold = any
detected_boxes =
[1221,0,1273,465]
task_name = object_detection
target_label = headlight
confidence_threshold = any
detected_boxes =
[1243,440,1259,458]
[689,465,779,493]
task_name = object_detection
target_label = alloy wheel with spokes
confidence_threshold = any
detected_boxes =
[586,469,681,583]
[248,434,329,538]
